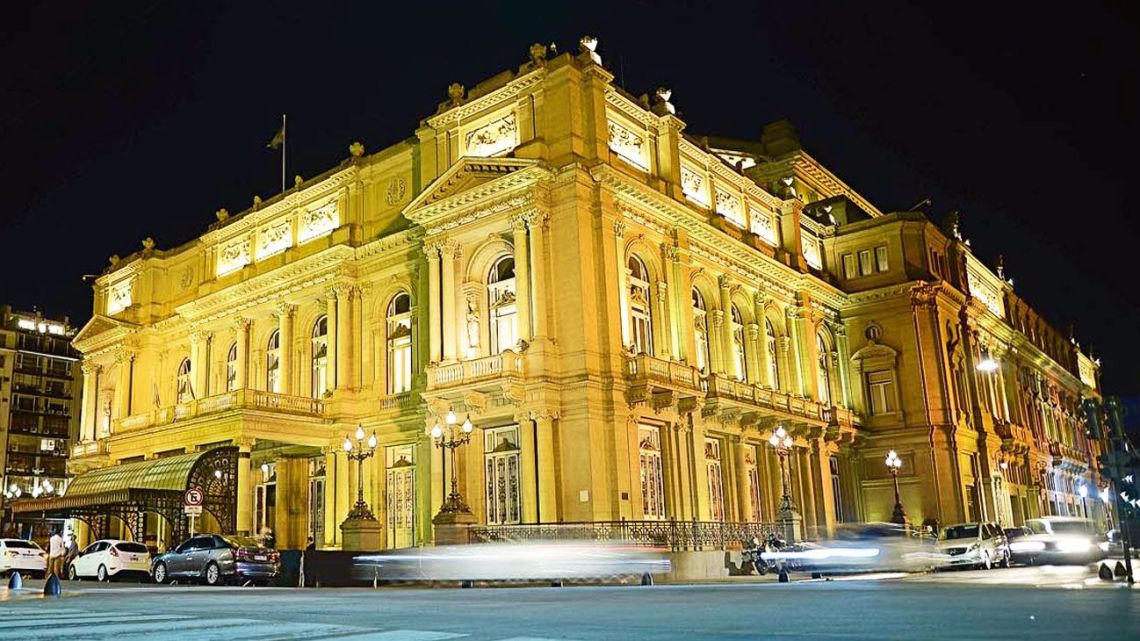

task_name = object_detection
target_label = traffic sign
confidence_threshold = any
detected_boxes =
[183,505,203,516]
[184,487,204,506]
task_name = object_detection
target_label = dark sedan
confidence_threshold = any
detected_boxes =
[151,534,279,586]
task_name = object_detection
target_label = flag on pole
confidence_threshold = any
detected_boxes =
[266,121,285,150]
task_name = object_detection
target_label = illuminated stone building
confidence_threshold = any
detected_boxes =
[17,38,1109,551]
[0,305,81,530]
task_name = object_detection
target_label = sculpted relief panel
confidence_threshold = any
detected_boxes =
[607,119,648,170]
[801,232,823,270]
[217,237,252,277]
[749,203,777,246]
[681,165,708,207]
[714,188,745,228]
[968,272,1004,318]
[258,220,292,259]
[105,278,134,315]
[299,201,339,243]
[465,112,519,158]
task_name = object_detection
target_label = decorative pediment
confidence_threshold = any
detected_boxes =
[72,315,139,354]
[403,157,550,228]
[850,340,899,372]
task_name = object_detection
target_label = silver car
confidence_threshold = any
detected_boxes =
[935,522,1010,569]
[151,534,279,586]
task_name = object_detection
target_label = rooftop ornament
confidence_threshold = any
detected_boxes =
[349,142,365,157]
[447,83,465,107]
[215,208,229,222]
[141,237,155,251]
[579,35,601,64]
[294,175,304,188]
[652,87,676,116]
[528,42,548,67]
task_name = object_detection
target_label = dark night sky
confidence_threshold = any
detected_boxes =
[2,1,1138,391]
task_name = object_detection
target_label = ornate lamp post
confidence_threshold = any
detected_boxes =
[431,408,478,544]
[885,450,908,526]
[432,409,474,515]
[767,425,801,542]
[344,425,379,520]
[339,425,381,550]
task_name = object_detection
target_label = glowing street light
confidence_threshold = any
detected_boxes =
[344,424,379,520]
[767,426,796,515]
[976,356,999,373]
[433,409,475,516]
[885,450,908,526]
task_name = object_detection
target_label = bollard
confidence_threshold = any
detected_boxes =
[1115,561,1127,578]
[778,568,790,583]
[43,574,62,598]
[7,572,22,590]
[640,572,654,586]
[550,580,563,588]
[1099,563,1114,581]
[459,580,473,589]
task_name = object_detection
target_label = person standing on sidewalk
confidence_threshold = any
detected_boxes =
[47,528,64,578]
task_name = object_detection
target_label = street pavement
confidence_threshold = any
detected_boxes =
[0,566,1136,640]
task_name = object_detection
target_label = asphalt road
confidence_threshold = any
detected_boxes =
[0,567,1136,641]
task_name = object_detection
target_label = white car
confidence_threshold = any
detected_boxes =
[68,540,152,582]
[0,538,47,578]
[1008,517,1107,565]
[935,522,1010,569]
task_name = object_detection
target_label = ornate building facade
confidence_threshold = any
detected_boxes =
[18,38,1109,550]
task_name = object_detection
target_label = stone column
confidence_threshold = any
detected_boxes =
[323,447,338,547]
[114,348,134,419]
[530,212,550,340]
[190,330,210,399]
[426,245,442,364]
[718,275,735,377]
[511,214,532,343]
[689,414,712,520]
[834,324,852,408]
[794,295,820,400]
[325,290,338,392]
[613,220,631,348]
[754,292,775,389]
[440,240,459,361]
[745,324,761,386]
[352,285,365,389]
[233,317,250,390]
[518,414,539,524]
[709,310,725,375]
[733,438,754,522]
[80,361,100,441]
[236,441,254,535]
[535,411,558,523]
[335,285,353,390]
[811,440,837,537]
[655,281,671,359]
[276,303,296,395]
[663,244,682,359]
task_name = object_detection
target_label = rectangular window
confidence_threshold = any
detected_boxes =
[866,370,896,415]
[875,246,889,272]
[858,250,873,276]
[638,426,667,520]
[842,254,856,280]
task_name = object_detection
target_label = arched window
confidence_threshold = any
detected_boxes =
[692,289,711,373]
[225,343,238,392]
[765,319,781,390]
[311,316,328,398]
[730,304,748,382]
[266,330,281,393]
[176,358,192,403]
[488,256,517,354]
[816,332,832,405]
[627,255,653,355]
[387,293,413,394]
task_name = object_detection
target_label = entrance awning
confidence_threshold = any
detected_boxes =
[10,446,238,542]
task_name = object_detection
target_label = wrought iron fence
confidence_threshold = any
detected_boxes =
[469,519,778,552]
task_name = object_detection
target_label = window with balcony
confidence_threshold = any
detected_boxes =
[692,288,711,374]
[730,305,748,382]
[226,343,238,392]
[311,315,328,398]
[266,331,281,393]
[628,255,653,355]
[387,293,412,394]
[488,256,517,354]
[765,319,781,390]
[176,358,192,403]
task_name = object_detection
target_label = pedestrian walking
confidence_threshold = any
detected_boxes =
[63,531,78,578]
[47,528,64,578]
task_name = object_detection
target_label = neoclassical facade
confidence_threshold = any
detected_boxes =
[23,38,1108,550]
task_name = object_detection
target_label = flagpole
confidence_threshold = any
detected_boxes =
[281,113,287,193]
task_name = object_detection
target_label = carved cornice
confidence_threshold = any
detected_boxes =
[425,67,546,129]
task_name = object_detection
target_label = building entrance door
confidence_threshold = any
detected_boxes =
[385,445,416,548]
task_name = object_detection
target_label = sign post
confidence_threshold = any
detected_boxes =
[184,488,204,537]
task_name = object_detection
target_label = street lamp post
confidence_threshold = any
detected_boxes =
[767,425,801,542]
[339,425,382,551]
[431,409,478,544]
[343,425,379,521]
[885,450,908,526]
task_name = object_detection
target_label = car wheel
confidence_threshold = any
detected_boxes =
[203,562,222,586]
[97,565,109,582]
[152,562,168,584]
[68,565,79,581]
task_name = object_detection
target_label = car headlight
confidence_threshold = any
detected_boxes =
[966,543,979,554]
[1056,539,1091,553]
[1010,541,1046,553]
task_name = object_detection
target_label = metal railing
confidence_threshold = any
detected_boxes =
[469,519,778,552]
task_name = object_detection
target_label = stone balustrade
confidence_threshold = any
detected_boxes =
[113,388,325,433]
[426,349,524,389]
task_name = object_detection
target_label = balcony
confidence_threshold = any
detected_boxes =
[624,353,706,393]
[426,350,524,390]
[994,419,1033,454]
[115,388,326,433]
[71,440,111,459]
[704,374,833,426]
[1048,440,1089,471]
[380,392,419,411]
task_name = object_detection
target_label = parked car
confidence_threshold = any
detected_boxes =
[1003,526,1032,541]
[934,522,1010,569]
[1008,517,1107,565]
[151,534,279,586]
[0,538,47,578]
[67,539,151,582]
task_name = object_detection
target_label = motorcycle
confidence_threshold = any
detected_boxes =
[741,532,790,575]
